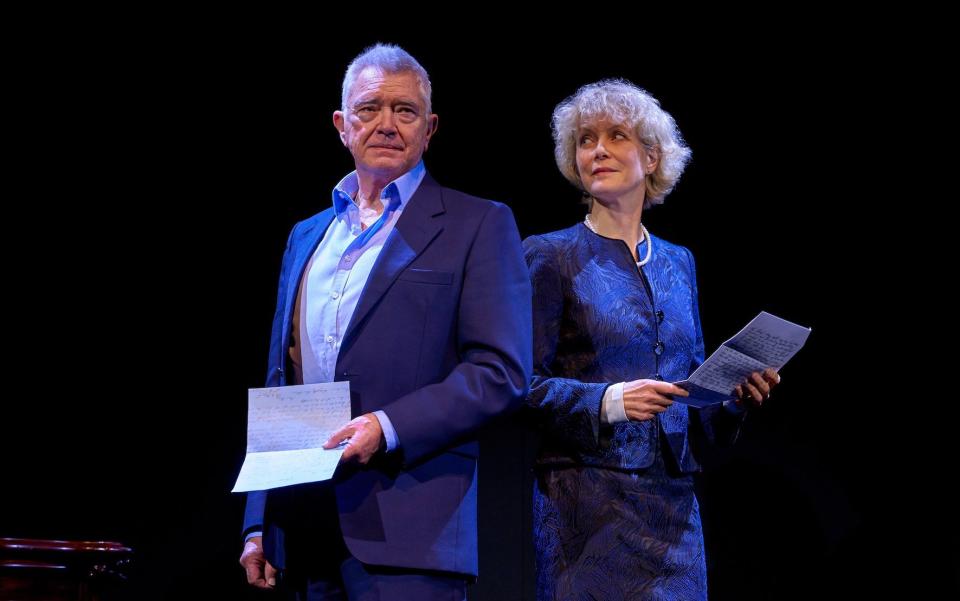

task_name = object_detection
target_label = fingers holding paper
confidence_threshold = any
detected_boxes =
[733,368,781,410]
[323,412,384,465]
[623,379,689,421]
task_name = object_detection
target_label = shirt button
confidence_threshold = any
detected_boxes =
[654,341,664,355]
[344,256,352,263]
[326,335,335,343]
[655,373,663,381]
[331,291,340,299]
[656,309,665,323]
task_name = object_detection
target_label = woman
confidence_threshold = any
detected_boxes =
[524,79,779,600]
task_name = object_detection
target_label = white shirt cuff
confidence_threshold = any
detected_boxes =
[601,382,628,424]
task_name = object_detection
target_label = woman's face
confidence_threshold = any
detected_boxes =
[575,118,658,203]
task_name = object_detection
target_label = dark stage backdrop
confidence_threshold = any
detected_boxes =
[3,25,954,600]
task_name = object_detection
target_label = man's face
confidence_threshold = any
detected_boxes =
[333,68,437,181]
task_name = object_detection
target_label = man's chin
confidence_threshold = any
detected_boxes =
[360,157,412,176]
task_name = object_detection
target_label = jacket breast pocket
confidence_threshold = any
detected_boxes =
[397,268,454,285]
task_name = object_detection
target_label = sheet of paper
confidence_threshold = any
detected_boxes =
[232,381,351,492]
[675,311,811,406]
[724,311,811,367]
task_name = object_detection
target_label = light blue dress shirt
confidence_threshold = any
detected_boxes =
[297,161,427,452]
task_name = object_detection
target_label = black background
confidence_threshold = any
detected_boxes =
[4,19,954,600]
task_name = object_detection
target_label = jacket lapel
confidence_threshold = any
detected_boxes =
[280,209,335,353]
[339,176,445,356]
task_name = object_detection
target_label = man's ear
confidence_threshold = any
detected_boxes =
[333,110,347,146]
[423,113,439,150]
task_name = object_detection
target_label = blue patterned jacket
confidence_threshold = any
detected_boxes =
[524,223,742,473]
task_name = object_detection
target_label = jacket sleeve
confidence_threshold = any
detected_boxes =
[523,234,609,453]
[242,225,297,536]
[380,202,533,466]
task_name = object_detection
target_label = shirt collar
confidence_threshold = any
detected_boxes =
[331,161,426,219]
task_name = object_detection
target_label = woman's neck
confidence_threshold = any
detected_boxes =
[589,196,646,259]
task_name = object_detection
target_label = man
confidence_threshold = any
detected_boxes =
[239,44,532,600]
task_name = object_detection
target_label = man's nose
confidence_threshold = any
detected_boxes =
[376,108,397,135]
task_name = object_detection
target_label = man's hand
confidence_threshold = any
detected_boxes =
[239,536,277,590]
[323,413,384,464]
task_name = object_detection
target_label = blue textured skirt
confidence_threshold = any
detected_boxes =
[533,452,706,600]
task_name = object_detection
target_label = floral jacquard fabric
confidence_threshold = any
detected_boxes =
[524,223,743,600]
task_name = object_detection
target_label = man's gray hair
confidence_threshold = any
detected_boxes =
[341,43,432,113]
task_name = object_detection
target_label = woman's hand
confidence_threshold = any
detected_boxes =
[622,379,689,421]
[733,368,781,410]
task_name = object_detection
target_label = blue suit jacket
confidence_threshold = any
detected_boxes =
[243,175,532,576]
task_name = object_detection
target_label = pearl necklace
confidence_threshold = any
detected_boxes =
[584,214,653,267]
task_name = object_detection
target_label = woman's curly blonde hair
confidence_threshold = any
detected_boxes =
[552,79,692,208]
